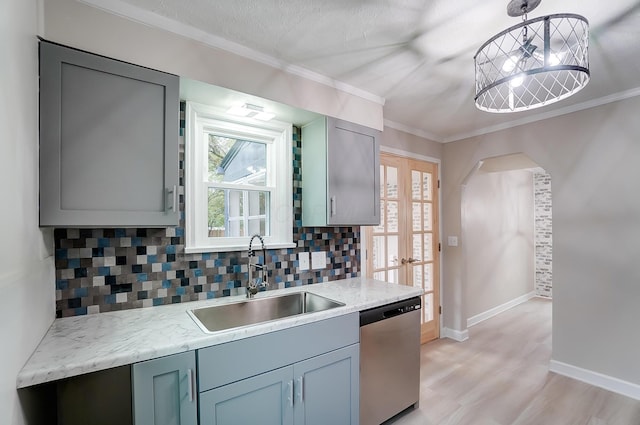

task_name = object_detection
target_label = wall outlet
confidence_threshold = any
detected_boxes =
[448,236,459,247]
[311,251,326,270]
[298,252,310,271]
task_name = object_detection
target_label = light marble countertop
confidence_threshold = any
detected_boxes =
[17,277,422,388]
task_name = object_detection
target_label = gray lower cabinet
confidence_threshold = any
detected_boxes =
[39,40,179,227]
[199,345,359,425]
[302,116,380,226]
[132,351,197,425]
[198,313,360,425]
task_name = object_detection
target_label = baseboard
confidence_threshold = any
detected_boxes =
[467,291,536,328]
[442,327,469,342]
[550,360,640,401]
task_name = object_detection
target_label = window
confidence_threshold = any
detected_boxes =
[185,102,293,252]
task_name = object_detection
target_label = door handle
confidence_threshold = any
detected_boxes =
[187,368,194,402]
[401,257,418,265]
[166,185,177,213]
[287,380,293,407]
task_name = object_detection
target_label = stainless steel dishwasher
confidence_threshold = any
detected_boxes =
[360,296,422,425]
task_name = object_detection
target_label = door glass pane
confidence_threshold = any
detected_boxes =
[387,236,399,268]
[208,135,267,185]
[412,234,422,262]
[413,265,422,289]
[411,170,421,200]
[412,202,421,231]
[387,201,398,232]
[387,166,398,198]
[372,236,385,270]
[424,233,433,261]
[388,268,398,284]
[423,172,432,201]
[423,263,434,291]
[374,271,385,281]
[423,203,432,231]
[373,200,385,233]
[423,293,434,322]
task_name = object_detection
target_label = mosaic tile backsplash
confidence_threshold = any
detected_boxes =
[55,122,360,317]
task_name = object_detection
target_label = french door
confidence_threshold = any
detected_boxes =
[366,153,440,343]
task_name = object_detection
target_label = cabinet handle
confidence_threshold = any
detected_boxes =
[297,376,304,403]
[187,368,194,402]
[287,380,294,407]
[166,185,177,213]
[330,196,336,217]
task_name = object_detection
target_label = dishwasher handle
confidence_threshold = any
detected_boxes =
[360,297,421,327]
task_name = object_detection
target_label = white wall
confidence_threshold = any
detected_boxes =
[442,95,640,387]
[462,170,534,319]
[0,0,56,424]
[42,0,384,131]
[380,126,443,160]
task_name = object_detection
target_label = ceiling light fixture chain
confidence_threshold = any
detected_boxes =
[474,0,589,113]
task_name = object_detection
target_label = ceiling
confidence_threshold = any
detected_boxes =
[93,0,640,142]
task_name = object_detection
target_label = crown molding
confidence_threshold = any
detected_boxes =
[77,0,385,105]
[383,119,443,143]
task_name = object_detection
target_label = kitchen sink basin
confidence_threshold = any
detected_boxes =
[188,291,345,333]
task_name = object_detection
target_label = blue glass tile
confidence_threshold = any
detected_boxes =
[175,227,185,237]
[131,237,142,247]
[68,258,80,269]
[56,280,68,290]
[194,269,203,277]
[201,253,211,260]
[74,307,87,316]
[206,292,216,299]
[74,287,88,298]
[55,249,67,260]
[98,238,110,248]
[176,287,185,295]
[137,273,148,282]
[226,281,235,289]
[166,245,176,254]
[98,267,110,276]
[104,294,116,304]
[214,259,223,267]
[214,274,223,283]
[162,280,171,288]
[115,228,126,237]
[162,262,172,272]
[153,298,164,306]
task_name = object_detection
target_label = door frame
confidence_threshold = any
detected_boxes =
[361,146,443,340]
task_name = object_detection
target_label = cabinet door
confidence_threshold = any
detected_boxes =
[132,352,197,425]
[39,41,179,227]
[293,344,359,425]
[199,366,294,425]
[326,117,380,225]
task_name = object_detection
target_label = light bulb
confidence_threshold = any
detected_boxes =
[510,74,524,88]
[502,55,519,72]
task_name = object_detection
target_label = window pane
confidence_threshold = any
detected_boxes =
[388,268,398,284]
[208,188,269,238]
[413,265,422,289]
[412,234,422,261]
[424,233,433,261]
[423,293,434,323]
[423,263,433,291]
[208,135,266,185]
[374,271,386,281]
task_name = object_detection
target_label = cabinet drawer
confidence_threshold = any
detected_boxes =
[197,312,358,392]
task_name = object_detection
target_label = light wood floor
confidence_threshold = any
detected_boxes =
[389,298,640,425]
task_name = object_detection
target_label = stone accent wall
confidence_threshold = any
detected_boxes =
[54,115,360,317]
[534,172,552,298]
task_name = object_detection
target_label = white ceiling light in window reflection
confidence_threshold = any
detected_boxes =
[226,103,276,121]
[474,0,590,113]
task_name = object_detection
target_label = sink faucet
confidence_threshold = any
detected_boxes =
[247,234,268,298]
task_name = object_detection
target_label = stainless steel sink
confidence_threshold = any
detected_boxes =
[188,291,345,333]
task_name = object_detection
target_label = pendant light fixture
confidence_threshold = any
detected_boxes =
[474,0,590,113]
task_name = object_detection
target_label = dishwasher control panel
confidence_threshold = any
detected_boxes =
[359,296,422,327]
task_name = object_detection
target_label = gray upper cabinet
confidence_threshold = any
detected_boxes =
[39,41,179,227]
[302,117,380,226]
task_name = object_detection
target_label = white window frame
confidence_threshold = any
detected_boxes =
[185,101,294,253]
